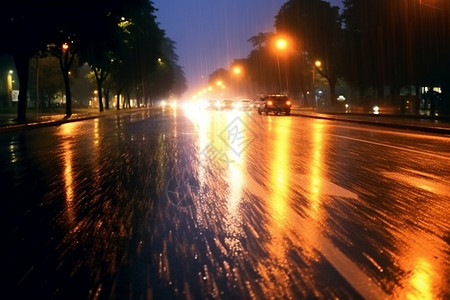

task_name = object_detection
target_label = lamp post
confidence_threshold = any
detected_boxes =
[275,38,288,94]
[232,66,242,97]
[312,60,321,109]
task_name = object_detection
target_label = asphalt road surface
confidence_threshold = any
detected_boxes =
[2,107,449,299]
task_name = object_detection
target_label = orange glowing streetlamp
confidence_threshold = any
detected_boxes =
[276,38,288,51]
[231,66,244,96]
[312,60,322,109]
[274,37,290,94]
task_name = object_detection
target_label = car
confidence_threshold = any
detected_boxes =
[252,97,265,111]
[257,94,291,115]
[206,99,220,110]
[220,99,235,110]
[236,98,252,111]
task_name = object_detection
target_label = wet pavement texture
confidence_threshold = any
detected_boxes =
[1,108,449,299]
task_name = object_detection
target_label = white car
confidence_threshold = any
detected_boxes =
[236,99,252,111]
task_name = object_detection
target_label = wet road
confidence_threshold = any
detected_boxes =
[1,107,449,299]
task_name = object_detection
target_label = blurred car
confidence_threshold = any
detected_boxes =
[160,99,177,108]
[206,99,220,110]
[252,97,265,111]
[257,94,291,116]
[235,98,252,111]
[220,99,235,110]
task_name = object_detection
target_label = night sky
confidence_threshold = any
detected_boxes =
[153,0,343,97]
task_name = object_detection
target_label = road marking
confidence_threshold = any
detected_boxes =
[292,173,358,199]
[331,134,450,161]
[243,175,389,299]
[330,123,450,140]
[304,223,389,300]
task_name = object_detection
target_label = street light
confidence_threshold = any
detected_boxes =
[315,60,322,69]
[231,65,243,97]
[276,38,288,51]
[312,60,322,109]
[275,37,289,94]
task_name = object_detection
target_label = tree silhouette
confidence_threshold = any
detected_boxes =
[1,0,176,119]
[341,0,450,112]
[275,0,342,107]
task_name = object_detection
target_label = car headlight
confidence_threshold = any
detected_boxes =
[373,105,379,114]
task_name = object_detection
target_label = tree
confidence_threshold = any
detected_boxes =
[160,38,187,99]
[1,0,162,119]
[1,1,62,121]
[341,0,450,113]
[102,1,167,108]
[247,32,280,95]
[275,0,343,107]
[30,56,65,108]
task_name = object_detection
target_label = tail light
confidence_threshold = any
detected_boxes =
[267,100,273,106]
[286,100,291,105]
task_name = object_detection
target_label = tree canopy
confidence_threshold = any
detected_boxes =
[1,0,186,120]
[211,0,450,113]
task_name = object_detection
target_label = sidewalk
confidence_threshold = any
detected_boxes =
[1,107,450,135]
[0,108,137,133]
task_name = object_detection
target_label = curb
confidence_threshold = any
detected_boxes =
[291,112,450,135]
[0,115,101,133]
[0,108,155,134]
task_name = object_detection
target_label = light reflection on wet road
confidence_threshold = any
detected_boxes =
[1,108,449,299]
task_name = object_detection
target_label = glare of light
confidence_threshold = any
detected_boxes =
[373,105,380,114]
[269,118,291,224]
[94,118,99,145]
[58,122,80,224]
[308,121,325,219]
[223,113,246,250]
[420,0,444,10]
[315,60,322,68]
[276,38,288,51]
[406,258,434,300]
[345,103,350,113]
[233,66,241,75]
[256,117,292,292]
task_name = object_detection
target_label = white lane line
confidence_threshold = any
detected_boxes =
[331,134,450,161]
[292,174,358,199]
[330,124,450,141]
[244,175,389,299]
[301,220,389,300]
